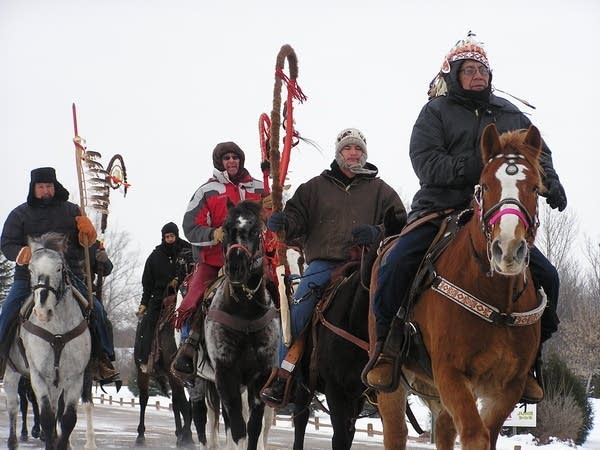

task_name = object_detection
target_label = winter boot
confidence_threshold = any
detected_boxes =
[521,348,544,403]
[365,317,406,392]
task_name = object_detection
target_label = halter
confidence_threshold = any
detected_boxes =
[30,249,67,303]
[224,233,265,299]
[473,153,539,254]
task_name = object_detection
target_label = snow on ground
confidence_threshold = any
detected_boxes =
[95,386,599,449]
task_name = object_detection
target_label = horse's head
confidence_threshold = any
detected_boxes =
[475,124,542,275]
[222,200,264,286]
[28,232,68,322]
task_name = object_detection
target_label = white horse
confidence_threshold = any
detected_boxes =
[3,232,95,450]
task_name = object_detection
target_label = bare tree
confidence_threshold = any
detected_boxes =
[540,207,600,393]
[0,251,14,304]
[99,229,142,329]
[536,204,577,270]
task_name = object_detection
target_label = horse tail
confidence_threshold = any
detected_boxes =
[200,378,220,429]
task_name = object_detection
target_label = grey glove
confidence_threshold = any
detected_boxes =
[95,248,109,263]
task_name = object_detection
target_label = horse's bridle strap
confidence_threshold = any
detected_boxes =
[431,276,546,326]
[21,318,88,386]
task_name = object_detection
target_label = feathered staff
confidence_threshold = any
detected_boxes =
[262,44,307,345]
[72,103,130,303]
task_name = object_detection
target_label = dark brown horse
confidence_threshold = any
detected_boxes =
[371,124,545,450]
[291,206,407,450]
[135,293,195,447]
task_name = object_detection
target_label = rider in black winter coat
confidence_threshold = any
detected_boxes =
[134,222,193,370]
[365,33,567,403]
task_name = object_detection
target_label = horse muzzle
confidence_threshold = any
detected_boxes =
[490,237,528,275]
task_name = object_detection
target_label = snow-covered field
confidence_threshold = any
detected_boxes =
[94,386,599,449]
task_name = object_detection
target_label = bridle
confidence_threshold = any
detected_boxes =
[30,249,67,303]
[473,153,540,263]
[223,231,265,301]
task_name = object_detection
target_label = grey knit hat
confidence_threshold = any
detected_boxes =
[335,128,368,169]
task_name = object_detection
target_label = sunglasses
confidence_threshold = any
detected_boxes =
[222,155,240,161]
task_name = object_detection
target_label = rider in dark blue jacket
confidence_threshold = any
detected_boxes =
[0,167,120,382]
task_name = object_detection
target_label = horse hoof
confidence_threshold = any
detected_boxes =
[19,434,28,442]
[135,435,145,445]
[32,427,40,439]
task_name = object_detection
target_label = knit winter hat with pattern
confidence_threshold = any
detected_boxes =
[428,31,490,99]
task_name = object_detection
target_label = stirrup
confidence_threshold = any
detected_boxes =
[170,350,197,387]
[260,368,293,408]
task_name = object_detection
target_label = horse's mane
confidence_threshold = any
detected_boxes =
[29,232,67,254]
[224,200,263,226]
[498,129,543,183]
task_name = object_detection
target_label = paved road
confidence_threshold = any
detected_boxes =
[0,390,434,449]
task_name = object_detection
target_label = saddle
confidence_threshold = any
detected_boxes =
[372,209,474,381]
[146,293,177,375]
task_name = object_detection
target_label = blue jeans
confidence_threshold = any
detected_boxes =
[278,260,341,365]
[372,223,560,342]
[0,277,115,359]
[0,279,31,353]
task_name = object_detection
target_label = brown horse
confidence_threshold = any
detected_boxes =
[371,124,545,450]
[135,293,196,447]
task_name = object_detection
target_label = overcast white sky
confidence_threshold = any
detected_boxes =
[2,0,599,277]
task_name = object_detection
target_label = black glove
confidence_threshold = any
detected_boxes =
[351,224,380,246]
[544,180,567,212]
[267,211,288,232]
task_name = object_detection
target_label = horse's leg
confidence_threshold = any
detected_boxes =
[56,385,82,450]
[261,406,273,450]
[245,385,265,450]
[434,408,459,450]
[4,370,21,450]
[81,368,97,450]
[325,386,360,450]
[292,385,312,450]
[377,389,409,450]
[37,394,57,450]
[136,370,150,445]
[28,383,41,439]
[216,373,246,448]
[435,369,489,450]
[169,375,194,447]
[191,396,207,445]
[18,377,29,441]
[480,387,523,450]
[205,382,220,450]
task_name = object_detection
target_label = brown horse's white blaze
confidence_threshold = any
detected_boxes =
[486,158,531,275]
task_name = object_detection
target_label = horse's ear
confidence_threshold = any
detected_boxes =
[524,125,542,155]
[481,123,502,162]
[383,206,407,237]
[226,198,235,211]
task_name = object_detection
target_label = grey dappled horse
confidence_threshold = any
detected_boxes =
[3,232,95,450]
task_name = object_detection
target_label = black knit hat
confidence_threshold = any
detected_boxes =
[27,167,69,204]
[212,142,245,171]
[161,222,179,236]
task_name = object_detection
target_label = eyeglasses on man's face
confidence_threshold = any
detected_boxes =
[460,66,490,76]
[222,154,240,161]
